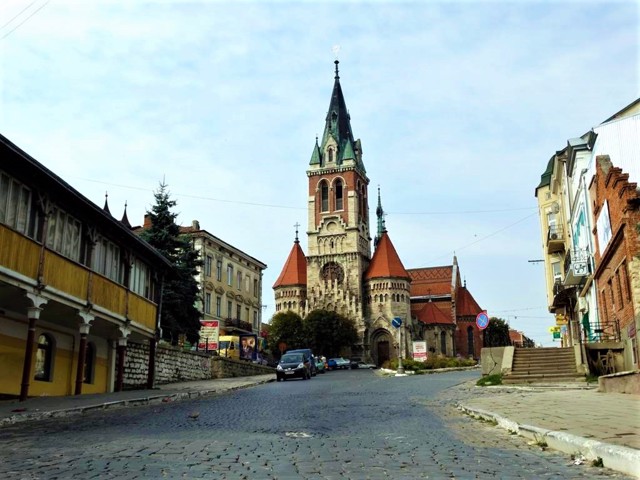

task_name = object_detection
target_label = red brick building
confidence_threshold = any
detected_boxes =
[589,155,640,368]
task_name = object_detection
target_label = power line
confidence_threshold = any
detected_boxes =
[1,0,37,30]
[390,207,537,215]
[1,0,50,40]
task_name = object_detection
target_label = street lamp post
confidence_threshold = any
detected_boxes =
[397,324,405,375]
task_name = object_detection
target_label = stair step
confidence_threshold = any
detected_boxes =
[503,376,585,384]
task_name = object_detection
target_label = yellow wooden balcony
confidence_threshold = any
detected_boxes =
[0,225,39,280]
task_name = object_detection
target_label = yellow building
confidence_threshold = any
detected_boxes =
[0,134,170,399]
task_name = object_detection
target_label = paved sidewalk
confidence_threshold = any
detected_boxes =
[0,374,275,427]
[457,384,640,478]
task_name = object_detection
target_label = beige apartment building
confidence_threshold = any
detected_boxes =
[181,221,267,340]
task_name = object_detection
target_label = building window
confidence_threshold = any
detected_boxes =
[608,278,615,311]
[34,334,54,381]
[216,260,222,281]
[440,331,446,356]
[205,255,213,277]
[237,271,242,290]
[94,236,122,283]
[335,179,343,210]
[227,300,233,318]
[327,147,334,163]
[622,262,631,302]
[236,304,241,320]
[0,172,36,237]
[47,207,82,263]
[227,264,233,286]
[245,307,250,322]
[254,311,258,330]
[615,268,624,308]
[83,342,95,384]
[253,279,258,297]
[320,181,329,212]
[129,258,154,299]
[216,296,221,317]
[205,292,212,314]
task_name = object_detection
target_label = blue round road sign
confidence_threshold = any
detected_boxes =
[391,317,402,329]
[476,312,489,329]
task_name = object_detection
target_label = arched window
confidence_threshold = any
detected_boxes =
[467,326,474,359]
[84,342,95,384]
[34,334,54,381]
[335,179,343,210]
[320,181,329,212]
[328,147,334,163]
[440,331,447,356]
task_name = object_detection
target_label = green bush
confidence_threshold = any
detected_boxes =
[476,374,503,386]
[385,356,476,372]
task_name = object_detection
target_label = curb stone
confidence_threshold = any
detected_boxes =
[0,377,275,428]
[459,404,640,478]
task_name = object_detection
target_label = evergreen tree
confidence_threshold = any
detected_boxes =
[140,182,202,345]
[483,317,512,347]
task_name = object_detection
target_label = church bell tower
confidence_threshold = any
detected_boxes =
[306,60,371,328]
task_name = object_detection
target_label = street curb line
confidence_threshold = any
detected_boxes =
[459,405,640,479]
[0,378,275,428]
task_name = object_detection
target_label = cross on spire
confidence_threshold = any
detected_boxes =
[294,222,301,243]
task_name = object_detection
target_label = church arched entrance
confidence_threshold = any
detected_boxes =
[371,328,394,367]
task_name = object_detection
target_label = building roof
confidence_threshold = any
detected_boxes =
[273,241,307,288]
[536,156,554,191]
[364,231,410,280]
[456,286,483,316]
[413,300,455,325]
[407,266,453,297]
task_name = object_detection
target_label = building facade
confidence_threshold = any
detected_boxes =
[0,134,170,399]
[273,62,485,365]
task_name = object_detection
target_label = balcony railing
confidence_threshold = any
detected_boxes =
[563,248,591,286]
[546,225,564,253]
[225,317,253,332]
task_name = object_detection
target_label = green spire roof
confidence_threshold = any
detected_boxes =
[309,137,322,166]
[341,139,355,161]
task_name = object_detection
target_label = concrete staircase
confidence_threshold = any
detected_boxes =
[503,347,585,384]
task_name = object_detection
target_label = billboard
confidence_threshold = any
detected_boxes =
[198,320,219,350]
[412,341,428,362]
[239,334,258,361]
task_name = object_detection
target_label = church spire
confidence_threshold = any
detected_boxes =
[103,192,111,216]
[374,186,386,248]
[121,201,131,228]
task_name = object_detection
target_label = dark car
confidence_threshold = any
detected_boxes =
[276,353,311,381]
[327,357,350,370]
[286,349,317,376]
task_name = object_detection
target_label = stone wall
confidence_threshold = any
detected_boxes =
[480,346,514,376]
[123,342,274,389]
[124,342,213,389]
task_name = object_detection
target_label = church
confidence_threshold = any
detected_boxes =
[273,61,484,366]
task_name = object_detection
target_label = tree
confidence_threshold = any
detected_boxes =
[140,182,202,345]
[268,311,305,356]
[303,309,358,358]
[483,317,511,347]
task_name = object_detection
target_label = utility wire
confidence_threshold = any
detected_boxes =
[1,0,50,40]
[1,0,37,30]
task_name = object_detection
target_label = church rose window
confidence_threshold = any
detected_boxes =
[321,262,344,283]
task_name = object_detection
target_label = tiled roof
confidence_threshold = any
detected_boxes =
[364,232,410,280]
[407,266,452,297]
[413,301,454,325]
[273,242,307,288]
[456,286,482,316]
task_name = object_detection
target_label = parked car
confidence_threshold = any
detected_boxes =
[315,356,326,374]
[327,357,351,370]
[276,353,311,381]
[286,349,317,376]
[354,361,377,369]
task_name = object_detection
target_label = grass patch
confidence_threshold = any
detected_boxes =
[476,374,503,386]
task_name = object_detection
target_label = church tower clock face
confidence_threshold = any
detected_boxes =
[321,261,345,283]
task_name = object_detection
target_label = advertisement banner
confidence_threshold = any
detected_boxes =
[239,334,258,361]
[198,320,219,350]
[412,341,428,362]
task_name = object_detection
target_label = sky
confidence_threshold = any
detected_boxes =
[1,0,638,347]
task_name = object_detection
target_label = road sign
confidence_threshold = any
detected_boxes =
[476,312,489,330]
[391,317,402,329]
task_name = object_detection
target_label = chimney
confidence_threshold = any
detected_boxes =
[192,220,200,230]
[144,214,152,229]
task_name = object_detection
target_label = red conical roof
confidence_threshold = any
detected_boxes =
[273,241,307,288]
[413,300,454,325]
[365,231,410,280]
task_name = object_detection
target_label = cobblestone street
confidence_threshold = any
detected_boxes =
[0,370,631,479]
